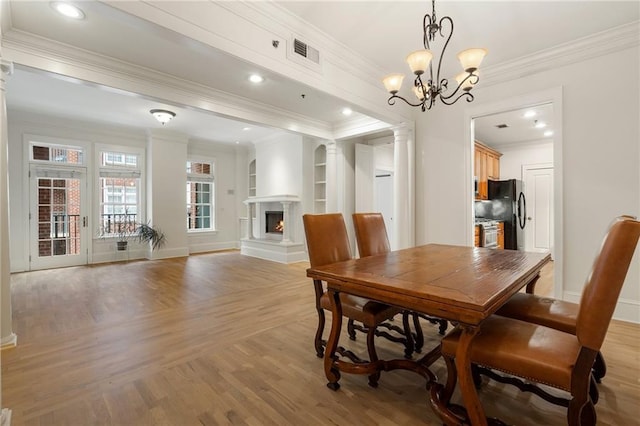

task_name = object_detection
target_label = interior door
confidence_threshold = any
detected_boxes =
[375,171,394,248]
[523,165,553,256]
[30,165,88,270]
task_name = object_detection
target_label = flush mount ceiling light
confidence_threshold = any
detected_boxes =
[50,1,85,19]
[382,0,487,111]
[150,109,176,125]
[248,74,264,84]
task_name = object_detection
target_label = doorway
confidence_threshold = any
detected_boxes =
[29,165,89,270]
[465,87,563,298]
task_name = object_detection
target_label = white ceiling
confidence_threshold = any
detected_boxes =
[474,103,554,148]
[4,1,639,145]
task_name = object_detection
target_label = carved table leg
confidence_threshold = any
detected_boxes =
[324,289,343,390]
[455,325,488,426]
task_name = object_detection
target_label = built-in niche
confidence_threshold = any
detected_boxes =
[314,145,326,213]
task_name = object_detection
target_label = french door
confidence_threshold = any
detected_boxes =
[29,165,88,270]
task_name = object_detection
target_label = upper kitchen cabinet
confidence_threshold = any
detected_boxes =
[474,141,502,200]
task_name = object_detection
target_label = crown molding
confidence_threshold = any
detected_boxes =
[2,29,335,140]
[482,21,640,87]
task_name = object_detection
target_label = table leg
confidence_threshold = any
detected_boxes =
[455,325,488,426]
[324,289,342,390]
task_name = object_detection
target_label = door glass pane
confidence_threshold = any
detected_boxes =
[37,177,81,258]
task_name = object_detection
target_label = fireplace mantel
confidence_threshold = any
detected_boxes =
[240,195,305,263]
[244,194,300,204]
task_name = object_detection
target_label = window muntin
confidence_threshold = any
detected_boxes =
[98,150,142,236]
[31,143,84,164]
[187,160,214,231]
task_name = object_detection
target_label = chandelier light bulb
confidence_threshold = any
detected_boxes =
[382,74,405,94]
[457,48,488,73]
[455,71,477,92]
[406,50,433,75]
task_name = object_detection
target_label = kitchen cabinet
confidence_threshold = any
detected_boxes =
[474,225,480,247]
[497,221,505,249]
[474,141,502,200]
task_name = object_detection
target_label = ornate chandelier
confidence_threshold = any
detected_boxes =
[382,0,487,111]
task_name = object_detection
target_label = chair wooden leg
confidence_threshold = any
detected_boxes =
[347,319,356,340]
[402,311,414,359]
[412,312,424,353]
[589,375,599,405]
[592,351,606,383]
[315,307,326,358]
[438,319,448,336]
[568,348,598,426]
[366,326,380,388]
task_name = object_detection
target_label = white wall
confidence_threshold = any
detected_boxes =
[254,132,303,197]
[498,141,553,180]
[7,110,245,270]
[416,46,639,322]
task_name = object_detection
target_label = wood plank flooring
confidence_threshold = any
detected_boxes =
[3,252,639,425]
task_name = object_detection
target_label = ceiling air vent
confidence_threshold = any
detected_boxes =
[495,124,509,129]
[293,38,320,64]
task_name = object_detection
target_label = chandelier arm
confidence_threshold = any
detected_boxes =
[434,16,454,89]
[439,73,480,101]
[387,94,428,109]
[439,91,475,106]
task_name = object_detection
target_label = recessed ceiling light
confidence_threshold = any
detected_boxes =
[235,141,240,144]
[248,74,264,84]
[544,130,554,137]
[242,127,251,131]
[342,108,353,116]
[524,110,536,118]
[534,120,546,129]
[51,2,85,19]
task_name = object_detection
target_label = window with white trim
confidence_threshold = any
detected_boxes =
[98,150,142,236]
[186,160,214,231]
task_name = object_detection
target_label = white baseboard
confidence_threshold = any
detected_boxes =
[189,241,237,254]
[240,239,307,264]
[1,333,17,349]
[563,291,639,324]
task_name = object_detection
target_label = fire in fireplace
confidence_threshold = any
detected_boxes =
[265,211,284,234]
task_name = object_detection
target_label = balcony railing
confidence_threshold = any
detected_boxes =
[100,213,137,234]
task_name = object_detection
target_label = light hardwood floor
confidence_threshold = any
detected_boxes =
[3,252,639,425]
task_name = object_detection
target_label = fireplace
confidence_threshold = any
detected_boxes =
[265,211,284,234]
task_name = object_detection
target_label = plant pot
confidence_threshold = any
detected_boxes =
[116,240,128,251]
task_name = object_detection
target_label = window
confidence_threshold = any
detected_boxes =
[187,160,214,231]
[31,143,84,164]
[98,149,142,235]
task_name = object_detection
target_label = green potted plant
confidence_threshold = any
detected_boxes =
[99,216,166,252]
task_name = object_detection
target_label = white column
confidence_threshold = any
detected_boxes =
[245,202,253,240]
[393,124,412,249]
[281,201,291,243]
[325,141,337,212]
[0,60,15,351]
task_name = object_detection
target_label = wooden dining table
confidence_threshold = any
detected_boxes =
[307,243,551,426]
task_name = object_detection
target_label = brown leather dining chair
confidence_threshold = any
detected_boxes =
[352,212,448,356]
[494,214,639,386]
[437,216,640,425]
[303,213,402,387]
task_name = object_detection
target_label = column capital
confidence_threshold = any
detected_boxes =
[325,140,337,154]
[0,60,13,76]
[392,123,413,142]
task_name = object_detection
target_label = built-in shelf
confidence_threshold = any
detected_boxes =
[314,145,326,213]
[248,159,256,198]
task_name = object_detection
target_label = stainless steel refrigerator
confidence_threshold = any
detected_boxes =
[488,179,527,250]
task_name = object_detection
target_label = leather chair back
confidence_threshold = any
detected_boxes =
[303,213,352,267]
[352,213,390,257]
[577,216,640,350]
